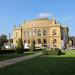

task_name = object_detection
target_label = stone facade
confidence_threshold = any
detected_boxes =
[13,18,69,49]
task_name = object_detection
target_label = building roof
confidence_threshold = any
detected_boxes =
[22,18,60,28]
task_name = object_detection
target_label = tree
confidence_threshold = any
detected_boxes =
[69,36,74,41]
[0,34,8,48]
[16,39,24,53]
[30,39,35,52]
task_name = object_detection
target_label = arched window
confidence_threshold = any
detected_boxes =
[53,39,57,44]
[53,44,56,47]
[38,39,41,44]
[43,39,47,44]
[32,39,36,44]
[43,29,46,36]
[28,39,30,43]
[53,29,57,35]
[24,40,26,43]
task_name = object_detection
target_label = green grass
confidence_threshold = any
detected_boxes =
[0,50,75,75]
[0,52,33,61]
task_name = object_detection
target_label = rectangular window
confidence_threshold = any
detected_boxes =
[38,29,41,36]
[43,29,46,36]
[33,29,36,36]
[53,44,56,47]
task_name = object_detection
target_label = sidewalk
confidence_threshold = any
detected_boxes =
[0,52,42,68]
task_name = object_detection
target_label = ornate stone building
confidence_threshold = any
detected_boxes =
[13,18,69,49]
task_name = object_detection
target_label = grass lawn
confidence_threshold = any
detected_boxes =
[0,50,75,75]
[0,52,33,61]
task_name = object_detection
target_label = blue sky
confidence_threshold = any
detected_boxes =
[0,0,75,37]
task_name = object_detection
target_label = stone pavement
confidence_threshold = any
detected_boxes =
[0,52,42,68]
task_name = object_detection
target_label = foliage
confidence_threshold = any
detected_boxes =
[0,49,16,54]
[17,39,24,49]
[42,48,62,55]
[16,39,24,54]
[0,34,8,48]
[30,39,35,52]
[69,36,75,41]
[9,39,13,43]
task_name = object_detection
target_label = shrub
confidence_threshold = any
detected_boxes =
[16,39,24,54]
[16,49,24,54]
[1,46,5,50]
[42,48,62,55]
[55,48,61,55]
[0,49,16,54]
[30,39,35,52]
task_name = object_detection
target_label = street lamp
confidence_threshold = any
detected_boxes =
[9,33,11,47]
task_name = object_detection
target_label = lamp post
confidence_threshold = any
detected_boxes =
[9,33,11,47]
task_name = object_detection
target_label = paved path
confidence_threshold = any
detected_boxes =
[0,52,42,68]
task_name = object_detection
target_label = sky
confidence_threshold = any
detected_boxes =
[0,0,75,37]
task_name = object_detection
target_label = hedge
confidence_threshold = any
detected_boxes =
[42,48,62,55]
[0,49,16,54]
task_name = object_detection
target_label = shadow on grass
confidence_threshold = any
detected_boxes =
[37,56,75,75]
[58,51,66,55]
[0,54,75,75]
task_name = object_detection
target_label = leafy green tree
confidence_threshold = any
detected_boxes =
[16,39,24,53]
[30,39,35,52]
[69,36,74,40]
[0,34,8,48]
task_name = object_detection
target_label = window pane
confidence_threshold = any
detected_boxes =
[53,39,57,44]
[33,29,36,36]
[24,40,26,43]
[53,29,57,35]
[28,39,30,43]
[43,39,47,44]
[38,39,41,44]
[38,29,41,36]
[43,29,46,36]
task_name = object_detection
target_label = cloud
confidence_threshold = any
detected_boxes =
[38,12,52,18]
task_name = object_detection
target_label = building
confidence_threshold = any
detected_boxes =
[68,36,75,48]
[13,18,69,49]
